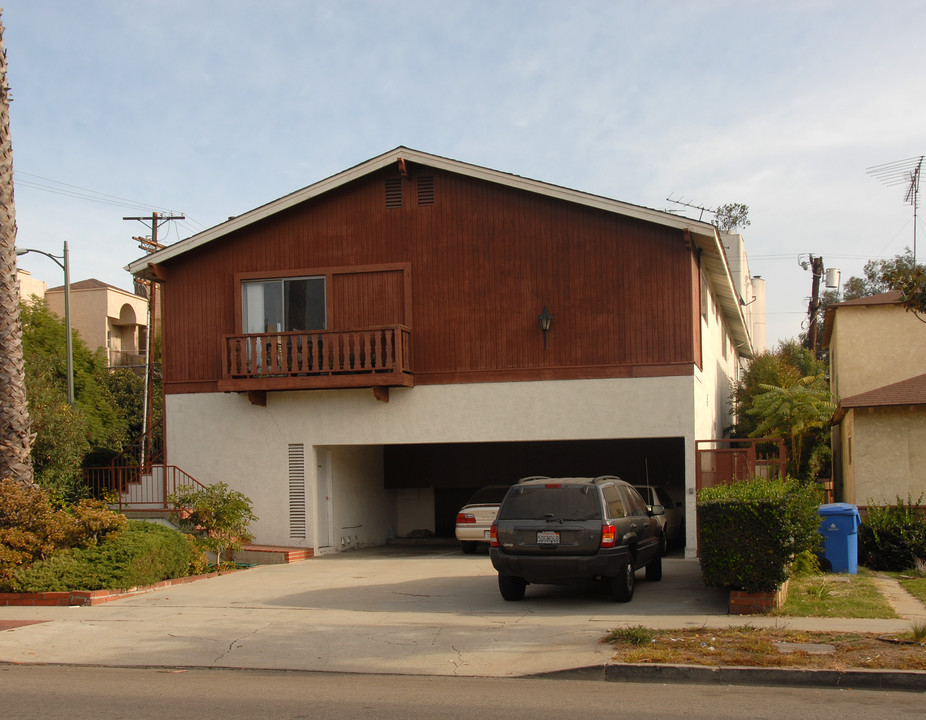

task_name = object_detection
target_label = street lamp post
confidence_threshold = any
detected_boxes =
[16,242,73,406]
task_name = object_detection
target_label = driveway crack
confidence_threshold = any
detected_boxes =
[213,627,261,663]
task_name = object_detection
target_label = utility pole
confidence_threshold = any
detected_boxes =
[805,255,825,355]
[123,212,183,465]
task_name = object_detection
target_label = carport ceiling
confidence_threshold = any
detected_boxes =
[384,438,684,490]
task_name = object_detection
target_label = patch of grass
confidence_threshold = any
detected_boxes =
[606,626,656,645]
[891,572,926,605]
[604,626,926,670]
[775,569,896,619]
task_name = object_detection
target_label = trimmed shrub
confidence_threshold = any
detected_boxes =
[860,496,926,572]
[698,476,822,593]
[169,482,257,565]
[0,477,129,591]
[12,521,198,592]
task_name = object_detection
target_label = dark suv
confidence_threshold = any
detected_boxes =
[489,476,663,602]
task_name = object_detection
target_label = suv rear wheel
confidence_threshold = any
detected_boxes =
[609,558,635,602]
[498,574,527,601]
[645,552,662,582]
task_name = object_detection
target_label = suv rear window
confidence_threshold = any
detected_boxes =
[498,485,602,521]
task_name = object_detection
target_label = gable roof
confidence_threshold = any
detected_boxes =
[125,146,754,357]
[822,291,902,349]
[832,372,926,424]
[47,278,119,292]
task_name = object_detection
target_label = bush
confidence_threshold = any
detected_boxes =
[698,476,822,593]
[12,521,199,592]
[860,496,926,572]
[169,482,257,565]
[0,478,129,591]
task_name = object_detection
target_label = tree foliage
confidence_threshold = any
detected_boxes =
[883,264,926,320]
[842,248,921,300]
[714,203,751,233]
[747,375,835,477]
[20,299,130,500]
[732,340,832,479]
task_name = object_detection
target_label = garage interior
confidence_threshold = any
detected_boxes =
[384,437,685,539]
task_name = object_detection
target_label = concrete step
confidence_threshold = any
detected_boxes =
[236,545,315,565]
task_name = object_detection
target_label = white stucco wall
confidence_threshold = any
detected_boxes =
[690,273,744,554]
[165,375,700,549]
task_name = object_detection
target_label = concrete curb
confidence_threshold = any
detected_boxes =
[535,662,926,692]
[0,569,245,607]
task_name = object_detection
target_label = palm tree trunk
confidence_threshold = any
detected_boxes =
[0,14,34,485]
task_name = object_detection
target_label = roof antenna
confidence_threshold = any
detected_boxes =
[867,155,923,265]
[666,194,712,222]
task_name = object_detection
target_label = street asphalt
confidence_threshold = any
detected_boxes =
[0,541,924,689]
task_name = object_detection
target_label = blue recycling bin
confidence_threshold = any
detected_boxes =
[817,503,861,574]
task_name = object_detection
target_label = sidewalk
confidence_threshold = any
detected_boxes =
[0,545,923,686]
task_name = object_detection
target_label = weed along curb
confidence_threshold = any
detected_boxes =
[0,569,244,607]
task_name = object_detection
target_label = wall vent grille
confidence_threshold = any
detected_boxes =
[385,177,403,208]
[417,176,434,205]
[288,443,306,539]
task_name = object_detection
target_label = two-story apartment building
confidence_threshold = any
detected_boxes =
[127,147,759,557]
[45,279,150,369]
[824,292,926,506]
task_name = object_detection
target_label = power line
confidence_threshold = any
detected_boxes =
[14,170,203,228]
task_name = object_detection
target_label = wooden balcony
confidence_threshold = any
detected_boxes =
[218,325,413,393]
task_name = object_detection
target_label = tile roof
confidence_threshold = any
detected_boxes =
[833,372,926,423]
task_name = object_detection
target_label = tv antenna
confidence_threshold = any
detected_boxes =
[867,155,923,264]
[666,194,713,222]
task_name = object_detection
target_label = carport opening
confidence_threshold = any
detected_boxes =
[384,438,685,541]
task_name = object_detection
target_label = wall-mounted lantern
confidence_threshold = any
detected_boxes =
[538,305,553,350]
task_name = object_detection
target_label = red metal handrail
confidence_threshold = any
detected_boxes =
[84,464,206,512]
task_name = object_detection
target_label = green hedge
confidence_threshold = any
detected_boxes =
[860,496,926,572]
[12,521,199,592]
[698,477,822,593]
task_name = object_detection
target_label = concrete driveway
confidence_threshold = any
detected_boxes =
[0,543,909,677]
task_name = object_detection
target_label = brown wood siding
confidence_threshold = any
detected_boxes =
[331,268,405,328]
[159,165,698,392]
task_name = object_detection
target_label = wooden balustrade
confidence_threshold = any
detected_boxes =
[219,325,413,392]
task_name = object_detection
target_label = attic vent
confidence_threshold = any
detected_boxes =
[417,175,434,206]
[288,443,306,539]
[385,177,402,208]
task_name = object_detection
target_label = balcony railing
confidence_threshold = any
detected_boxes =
[219,325,413,392]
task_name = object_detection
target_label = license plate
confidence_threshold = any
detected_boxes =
[484,530,491,540]
[536,531,560,545]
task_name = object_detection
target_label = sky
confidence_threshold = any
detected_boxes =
[5,0,925,348]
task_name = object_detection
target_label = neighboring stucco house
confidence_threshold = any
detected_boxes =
[17,268,47,302]
[126,147,761,557]
[823,292,926,506]
[45,279,150,369]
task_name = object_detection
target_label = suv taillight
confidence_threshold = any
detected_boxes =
[490,523,499,547]
[456,513,475,524]
[600,523,616,548]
